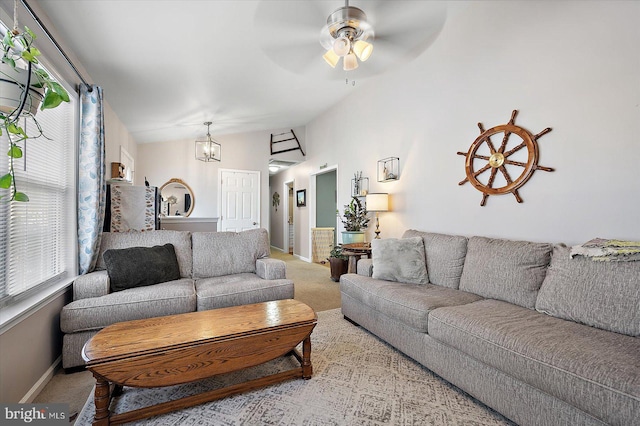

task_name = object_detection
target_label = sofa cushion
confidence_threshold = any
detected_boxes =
[403,230,468,289]
[104,244,181,292]
[195,273,293,311]
[340,273,483,332]
[192,228,270,278]
[371,237,428,284]
[428,299,640,426]
[536,244,640,337]
[96,230,192,278]
[60,279,196,333]
[459,236,552,308]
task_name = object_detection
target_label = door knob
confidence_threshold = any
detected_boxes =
[253,222,257,225]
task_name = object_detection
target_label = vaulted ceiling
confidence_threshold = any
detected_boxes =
[31,1,446,144]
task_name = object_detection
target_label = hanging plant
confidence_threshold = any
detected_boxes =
[1,21,70,202]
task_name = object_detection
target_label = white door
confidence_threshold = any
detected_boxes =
[219,169,260,232]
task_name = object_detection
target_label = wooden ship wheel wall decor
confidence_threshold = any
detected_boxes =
[457,110,554,206]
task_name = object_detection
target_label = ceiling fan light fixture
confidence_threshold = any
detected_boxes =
[353,39,373,61]
[343,52,358,71]
[320,3,375,72]
[323,48,340,68]
[332,36,351,57]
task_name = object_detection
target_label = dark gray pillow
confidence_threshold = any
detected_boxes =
[104,243,181,292]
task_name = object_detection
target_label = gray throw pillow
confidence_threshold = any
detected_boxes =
[372,237,429,284]
[459,236,552,309]
[536,244,640,337]
[104,243,181,292]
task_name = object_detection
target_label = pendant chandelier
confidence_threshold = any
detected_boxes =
[195,121,221,162]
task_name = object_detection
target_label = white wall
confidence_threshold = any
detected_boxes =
[284,1,640,260]
[104,100,137,179]
[137,127,304,227]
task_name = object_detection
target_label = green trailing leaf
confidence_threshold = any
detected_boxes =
[7,123,27,138]
[3,31,11,46]
[50,82,70,102]
[42,91,63,110]
[13,192,29,202]
[2,56,15,68]
[21,49,36,63]
[8,145,23,158]
[0,173,12,189]
[25,26,36,40]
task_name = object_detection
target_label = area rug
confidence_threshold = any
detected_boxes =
[76,309,514,425]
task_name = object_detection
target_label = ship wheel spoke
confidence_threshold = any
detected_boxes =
[502,141,526,158]
[503,159,528,168]
[458,163,492,186]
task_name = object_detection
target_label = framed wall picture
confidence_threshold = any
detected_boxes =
[296,189,306,207]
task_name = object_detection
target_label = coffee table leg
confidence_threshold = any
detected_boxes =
[93,373,111,426]
[302,336,312,379]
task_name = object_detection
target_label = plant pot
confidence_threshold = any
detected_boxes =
[329,257,348,282]
[342,231,365,244]
[0,63,44,116]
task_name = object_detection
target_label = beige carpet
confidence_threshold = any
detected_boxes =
[34,251,341,422]
[270,249,341,313]
[75,309,514,425]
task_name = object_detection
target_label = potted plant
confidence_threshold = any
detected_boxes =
[338,196,370,244]
[1,26,70,202]
[328,245,348,282]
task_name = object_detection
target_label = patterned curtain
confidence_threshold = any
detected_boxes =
[77,85,106,274]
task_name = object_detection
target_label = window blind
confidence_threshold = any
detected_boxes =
[0,89,76,305]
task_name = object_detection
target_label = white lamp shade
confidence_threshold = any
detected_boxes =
[323,49,340,68]
[343,52,359,71]
[366,193,389,212]
[353,40,373,61]
[332,36,351,56]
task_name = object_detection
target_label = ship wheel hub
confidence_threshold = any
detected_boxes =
[489,153,505,168]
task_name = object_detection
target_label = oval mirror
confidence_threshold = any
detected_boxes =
[160,178,195,217]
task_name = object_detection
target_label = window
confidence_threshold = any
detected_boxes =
[0,41,77,308]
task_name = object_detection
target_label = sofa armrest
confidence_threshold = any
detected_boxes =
[357,258,373,277]
[73,270,110,300]
[256,258,287,280]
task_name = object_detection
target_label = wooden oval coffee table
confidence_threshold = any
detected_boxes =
[82,299,317,425]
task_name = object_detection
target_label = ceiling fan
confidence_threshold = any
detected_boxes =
[254,0,448,80]
[319,1,375,71]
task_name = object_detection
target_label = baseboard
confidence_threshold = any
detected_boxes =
[294,254,311,263]
[270,246,285,253]
[20,355,61,403]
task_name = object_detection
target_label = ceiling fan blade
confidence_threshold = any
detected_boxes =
[254,0,337,75]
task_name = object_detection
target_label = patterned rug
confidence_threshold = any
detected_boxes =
[76,309,514,425]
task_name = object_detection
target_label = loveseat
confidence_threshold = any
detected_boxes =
[61,228,293,369]
[340,230,639,426]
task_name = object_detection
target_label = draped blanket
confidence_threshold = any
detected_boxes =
[110,185,157,232]
[570,238,640,262]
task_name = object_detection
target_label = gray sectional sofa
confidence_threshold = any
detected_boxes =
[340,230,639,426]
[61,228,293,369]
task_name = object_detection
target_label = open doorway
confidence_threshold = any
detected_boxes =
[309,167,337,264]
[284,180,294,255]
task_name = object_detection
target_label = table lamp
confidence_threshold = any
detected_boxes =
[366,193,389,239]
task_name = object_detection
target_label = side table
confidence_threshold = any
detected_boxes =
[342,243,372,274]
